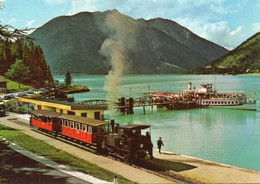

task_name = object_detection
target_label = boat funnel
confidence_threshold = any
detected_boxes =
[188,82,192,91]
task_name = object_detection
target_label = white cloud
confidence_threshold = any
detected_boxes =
[7,18,16,24]
[176,19,244,49]
[252,23,260,32]
[65,0,247,49]
[66,0,228,20]
[25,19,36,27]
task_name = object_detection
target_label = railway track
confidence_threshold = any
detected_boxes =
[7,118,200,183]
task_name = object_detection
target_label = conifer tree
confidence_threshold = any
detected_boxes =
[65,71,72,86]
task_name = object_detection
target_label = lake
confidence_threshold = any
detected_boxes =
[54,74,260,171]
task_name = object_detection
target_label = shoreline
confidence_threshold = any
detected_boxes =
[1,112,260,183]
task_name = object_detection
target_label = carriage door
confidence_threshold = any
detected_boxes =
[94,112,100,120]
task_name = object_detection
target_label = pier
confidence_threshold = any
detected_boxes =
[78,95,201,114]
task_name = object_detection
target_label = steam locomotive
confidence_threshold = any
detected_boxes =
[29,110,153,161]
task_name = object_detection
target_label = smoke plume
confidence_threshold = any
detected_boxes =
[99,10,137,117]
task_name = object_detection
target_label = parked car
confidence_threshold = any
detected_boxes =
[27,90,35,94]
[16,92,23,97]
[22,92,28,96]
[3,93,15,99]
[8,94,15,98]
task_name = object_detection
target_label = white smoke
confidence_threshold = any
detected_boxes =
[99,10,137,117]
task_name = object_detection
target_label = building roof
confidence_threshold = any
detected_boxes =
[31,110,61,118]
[31,109,108,126]
[19,98,107,110]
[59,114,109,126]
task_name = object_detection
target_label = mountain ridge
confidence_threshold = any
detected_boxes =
[31,10,228,74]
[189,32,260,74]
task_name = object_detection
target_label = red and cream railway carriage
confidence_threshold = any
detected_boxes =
[30,110,109,146]
[59,114,109,145]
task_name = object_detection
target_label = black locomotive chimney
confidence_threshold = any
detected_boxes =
[111,119,115,133]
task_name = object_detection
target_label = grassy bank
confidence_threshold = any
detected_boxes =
[59,85,90,94]
[238,73,260,76]
[0,76,33,93]
[0,124,131,183]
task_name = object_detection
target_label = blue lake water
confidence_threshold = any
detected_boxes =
[54,74,260,171]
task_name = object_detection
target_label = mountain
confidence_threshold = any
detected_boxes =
[31,10,228,74]
[189,32,260,74]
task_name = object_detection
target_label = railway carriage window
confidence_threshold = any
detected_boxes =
[70,121,74,129]
[82,124,87,132]
[88,126,92,134]
[76,123,80,130]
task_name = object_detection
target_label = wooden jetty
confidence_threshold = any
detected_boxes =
[116,96,201,114]
[78,95,203,115]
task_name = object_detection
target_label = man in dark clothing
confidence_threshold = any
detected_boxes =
[157,137,164,154]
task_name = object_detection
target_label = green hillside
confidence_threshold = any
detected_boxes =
[190,32,260,74]
[31,10,228,74]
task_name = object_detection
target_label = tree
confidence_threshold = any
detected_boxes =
[64,71,72,86]
[0,2,33,42]
[5,59,31,88]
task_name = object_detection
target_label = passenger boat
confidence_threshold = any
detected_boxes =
[148,82,256,110]
[185,83,256,110]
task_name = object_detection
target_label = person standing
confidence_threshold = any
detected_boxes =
[157,137,164,154]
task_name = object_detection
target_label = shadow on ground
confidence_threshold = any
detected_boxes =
[0,142,90,184]
[137,157,197,172]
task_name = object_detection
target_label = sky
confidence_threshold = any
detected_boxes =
[0,0,259,50]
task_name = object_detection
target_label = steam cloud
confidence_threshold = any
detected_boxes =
[99,10,137,118]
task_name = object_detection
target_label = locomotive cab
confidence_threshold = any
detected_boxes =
[103,124,153,161]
